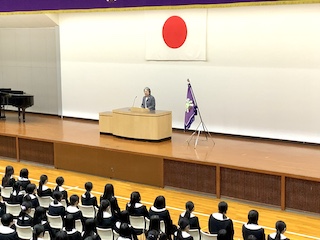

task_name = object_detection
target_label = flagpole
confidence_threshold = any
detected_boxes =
[185,79,215,148]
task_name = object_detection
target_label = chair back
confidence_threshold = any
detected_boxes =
[78,204,96,218]
[16,225,32,240]
[43,231,50,240]
[97,227,113,240]
[29,208,35,218]
[46,213,63,229]
[189,229,200,240]
[113,229,120,240]
[1,186,13,199]
[37,196,53,209]
[61,199,67,208]
[200,230,218,240]
[75,219,83,232]
[129,215,145,230]
[5,202,21,217]
[145,217,150,230]
[160,220,166,233]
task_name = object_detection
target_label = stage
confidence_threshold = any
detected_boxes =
[0,112,320,214]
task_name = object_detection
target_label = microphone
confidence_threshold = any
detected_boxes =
[132,96,137,108]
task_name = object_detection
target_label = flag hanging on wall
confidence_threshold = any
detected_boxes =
[184,83,198,130]
[145,9,207,61]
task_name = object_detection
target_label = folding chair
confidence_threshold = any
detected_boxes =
[16,225,32,240]
[78,204,96,218]
[0,186,13,200]
[75,219,83,232]
[5,202,21,218]
[189,229,200,240]
[113,229,120,240]
[37,196,53,209]
[200,230,218,240]
[46,213,63,229]
[129,215,145,239]
[97,227,113,240]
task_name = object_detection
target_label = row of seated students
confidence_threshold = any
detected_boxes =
[0,165,290,240]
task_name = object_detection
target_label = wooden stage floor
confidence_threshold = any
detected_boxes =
[1,112,320,213]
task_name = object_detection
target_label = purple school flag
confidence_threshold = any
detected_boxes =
[184,83,198,130]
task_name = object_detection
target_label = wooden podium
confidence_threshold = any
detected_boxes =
[99,107,172,140]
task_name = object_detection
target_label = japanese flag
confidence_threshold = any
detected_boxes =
[145,9,207,61]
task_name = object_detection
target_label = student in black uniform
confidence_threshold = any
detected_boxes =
[126,191,149,218]
[17,168,31,191]
[174,218,193,240]
[66,194,84,224]
[8,181,24,204]
[0,213,19,240]
[149,195,176,240]
[81,182,98,207]
[100,183,120,218]
[64,214,81,240]
[37,175,52,197]
[81,218,101,240]
[208,201,234,240]
[118,222,134,240]
[54,176,68,205]
[31,224,45,240]
[48,191,66,218]
[24,183,40,208]
[268,221,289,240]
[2,165,16,188]
[242,210,265,240]
[178,201,200,230]
[96,199,115,229]
[33,206,54,239]
[17,201,34,227]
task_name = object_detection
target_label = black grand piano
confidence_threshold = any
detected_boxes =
[0,88,34,122]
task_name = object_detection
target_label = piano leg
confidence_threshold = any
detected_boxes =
[22,108,26,122]
[0,105,6,119]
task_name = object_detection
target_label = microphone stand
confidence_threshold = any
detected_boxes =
[185,79,215,148]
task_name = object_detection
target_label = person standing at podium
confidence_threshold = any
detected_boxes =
[141,87,155,111]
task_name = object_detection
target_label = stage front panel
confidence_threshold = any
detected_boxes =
[221,168,281,206]
[0,135,16,159]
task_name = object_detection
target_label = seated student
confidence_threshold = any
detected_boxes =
[8,181,24,205]
[81,218,101,240]
[242,210,265,240]
[55,230,69,240]
[37,175,52,197]
[126,191,149,218]
[145,215,164,237]
[2,165,16,188]
[114,210,138,240]
[17,201,34,227]
[174,218,193,240]
[208,201,234,240]
[31,224,45,240]
[66,194,84,223]
[268,221,290,240]
[33,206,54,238]
[54,176,68,205]
[17,168,31,191]
[217,229,228,240]
[81,182,98,207]
[100,183,120,218]
[24,183,40,208]
[48,191,66,218]
[149,195,176,239]
[96,199,115,229]
[0,213,19,240]
[178,201,200,230]
[118,222,134,240]
[64,214,81,240]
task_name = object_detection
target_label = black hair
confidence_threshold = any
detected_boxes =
[65,214,75,231]
[217,229,228,240]
[154,195,166,209]
[32,224,45,240]
[69,194,79,206]
[275,221,286,240]
[147,229,159,240]
[25,183,37,194]
[247,210,259,224]
[33,206,47,225]
[19,201,32,224]
[119,222,132,238]
[119,210,130,224]
[53,191,63,204]
[247,235,257,240]
[2,165,14,186]
[128,191,141,212]
[176,218,190,240]
[96,199,110,224]
[55,176,64,192]
[84,182,93,199]
[55,230,68,240]
[149,215,160,232]
[20,168,29,178]
[38,175,48,194]
[1,213,14,226]
[82,218,97,239]
[12,181,21,196]
[184,201,194,219]
[218,201,228,219]
[102,183,114,200]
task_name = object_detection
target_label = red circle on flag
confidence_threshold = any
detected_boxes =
[162,16,187,49]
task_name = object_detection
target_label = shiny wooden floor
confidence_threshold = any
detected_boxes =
[0,112,320,239]
[0,159,319,240]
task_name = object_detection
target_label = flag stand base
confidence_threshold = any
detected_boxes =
[186,117,215,148]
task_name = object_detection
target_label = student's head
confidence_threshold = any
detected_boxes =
[13,181,21,194]
[217,229,228,240]
[20,168,29,178]
[275,220,286,235]
[218,201,228,214]
[33,206,47,224]
[55,230,68,240]
[85,182,93,192]
[32,224,45,240]
[149,215,160,231]
[39,175,48,185]
[69,194,79,206]
[130,191,141,204]
[119,210,130,224]
[53,191,63,204]
[178,217,190,231]
[103,183,114,199]
[5,165,14,176]
[83,218,96,235]
[147,230,159,240]
[153,195,166,209]
[247,210,259,224]
[64,214,75,231]
[1,213,14,226]
[100,199,111,211]
[26,183,37,194]
[21,201,32,213]
[184,201,194,219]
[144,87,151,96]
[119,222,132,238]
[56,176,64,186]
